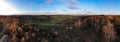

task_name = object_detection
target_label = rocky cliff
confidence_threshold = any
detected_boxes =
[0,15,120,42]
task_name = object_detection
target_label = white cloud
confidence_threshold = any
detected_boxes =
[0,0,20,15]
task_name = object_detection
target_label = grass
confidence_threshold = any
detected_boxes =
[27,18,60,26]
[26,16,71,26]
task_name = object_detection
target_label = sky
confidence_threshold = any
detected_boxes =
[0,0,120,15]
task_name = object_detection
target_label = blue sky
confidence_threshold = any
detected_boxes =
[5,0,120,14]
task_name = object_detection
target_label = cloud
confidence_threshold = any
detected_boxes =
[41,0,80,10]
[60,0,80,10]
[60,0,80,5]
[67,5,79,10]
[45,0,80,6]
[0,0,20,15]
[62,10,67,12]
[69,0,80,5]
[68,0,80,10]
[45,0,53,4]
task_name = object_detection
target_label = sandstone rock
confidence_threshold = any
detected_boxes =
[0,35,11,42]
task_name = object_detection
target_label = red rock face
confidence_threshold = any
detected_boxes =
[0,16,36,42]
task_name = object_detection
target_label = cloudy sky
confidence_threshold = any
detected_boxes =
[0,0,120,15]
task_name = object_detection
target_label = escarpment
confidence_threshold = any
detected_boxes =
[0,16,36,42]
